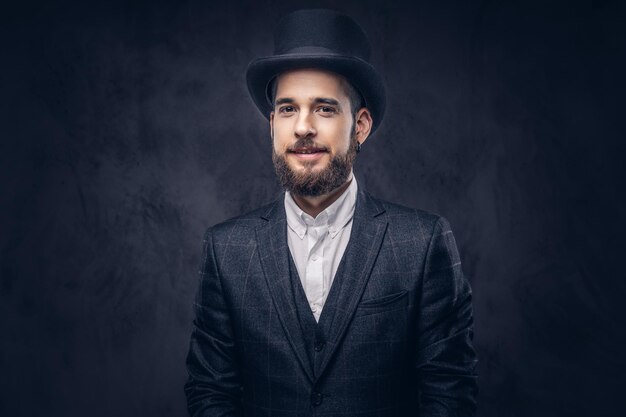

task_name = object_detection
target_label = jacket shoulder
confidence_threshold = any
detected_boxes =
[203,199,278,243]
[368,194,451,237]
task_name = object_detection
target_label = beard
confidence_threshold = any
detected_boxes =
[272,130,358,197]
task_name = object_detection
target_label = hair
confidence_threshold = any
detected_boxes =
[268,72,364,118]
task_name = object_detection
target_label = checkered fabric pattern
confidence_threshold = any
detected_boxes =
[185,187,478,416]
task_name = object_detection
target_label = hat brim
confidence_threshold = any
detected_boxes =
[246,54,386,134]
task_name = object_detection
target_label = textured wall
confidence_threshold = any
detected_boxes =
[1,0,624,416]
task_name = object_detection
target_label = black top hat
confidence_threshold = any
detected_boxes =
[246,9,386,133]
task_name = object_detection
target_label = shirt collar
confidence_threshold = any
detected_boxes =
[284,173,358,240]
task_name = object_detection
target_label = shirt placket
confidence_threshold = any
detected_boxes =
[305,223,327,319]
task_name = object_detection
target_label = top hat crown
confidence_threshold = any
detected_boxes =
[246,9,386,133]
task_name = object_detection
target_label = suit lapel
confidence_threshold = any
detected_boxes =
[255,198,315,383]
[315,188,388,379]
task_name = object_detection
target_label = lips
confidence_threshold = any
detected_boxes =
[288,146,328,154]
[287,146,328,161]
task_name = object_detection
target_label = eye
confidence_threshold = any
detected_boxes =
[278,105,296,113]
[318,106,337,114]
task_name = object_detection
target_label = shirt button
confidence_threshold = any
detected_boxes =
[311,254,318,261]
[311,305,318,313]
[311,391,323,406]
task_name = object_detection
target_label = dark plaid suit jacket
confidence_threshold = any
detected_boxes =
[185,187,478,416]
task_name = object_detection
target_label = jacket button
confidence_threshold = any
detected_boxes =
[311,391,323,406]
[314,341,325,352]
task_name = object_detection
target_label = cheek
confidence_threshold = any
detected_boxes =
[271,121,291,149]
[272,137,289,154]
[326,125,353,153]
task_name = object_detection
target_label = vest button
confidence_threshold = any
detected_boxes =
[311,391,323,406]
[314,341,325,352]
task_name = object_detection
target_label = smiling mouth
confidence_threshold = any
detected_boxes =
[288,147,328,155]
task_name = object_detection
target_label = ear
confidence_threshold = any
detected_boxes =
[270,111,274,139]
[354,108,373,144]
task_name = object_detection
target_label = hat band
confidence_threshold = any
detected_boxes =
[279,46,341,56]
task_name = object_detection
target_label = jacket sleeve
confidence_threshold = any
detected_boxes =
[184,228,242,417]
[415,216,478,416]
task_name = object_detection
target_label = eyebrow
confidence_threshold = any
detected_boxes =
[275,97,342,108]
[274,98,294,106]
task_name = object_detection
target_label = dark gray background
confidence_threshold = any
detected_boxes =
[1,0,625,416]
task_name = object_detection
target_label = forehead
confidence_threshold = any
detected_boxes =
[274,68,349,100]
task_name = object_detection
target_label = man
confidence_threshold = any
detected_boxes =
[185,9,478,416]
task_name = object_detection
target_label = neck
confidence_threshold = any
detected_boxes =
[292,176,353,218]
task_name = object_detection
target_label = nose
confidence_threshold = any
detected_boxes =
[294,111,316,138]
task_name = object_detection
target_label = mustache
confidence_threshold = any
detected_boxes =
[286,137,327,152]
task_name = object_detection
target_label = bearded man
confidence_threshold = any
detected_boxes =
[184,9,478,417]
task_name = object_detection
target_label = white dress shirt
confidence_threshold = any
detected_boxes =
[284,174,358,322]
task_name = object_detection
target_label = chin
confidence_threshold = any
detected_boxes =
[289,158,329,171]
